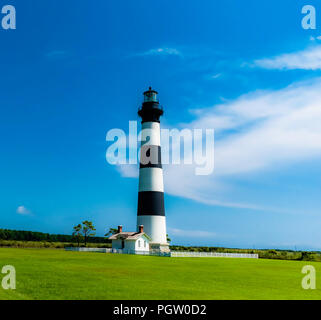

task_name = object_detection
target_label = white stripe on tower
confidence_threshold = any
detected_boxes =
[137,215,167,245]
[141,122,161,146]
[137,88,167,246]
[139,168,164,192]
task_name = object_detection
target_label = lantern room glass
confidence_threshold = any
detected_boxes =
[144,88,158,103]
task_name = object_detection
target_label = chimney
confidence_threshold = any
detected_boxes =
[139,225,144,233]
[118,225,123,233]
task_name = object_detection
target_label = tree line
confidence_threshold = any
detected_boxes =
[0,226,110,244]
[0,222,128,247]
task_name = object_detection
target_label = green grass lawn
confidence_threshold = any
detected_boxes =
[0,248,320,300]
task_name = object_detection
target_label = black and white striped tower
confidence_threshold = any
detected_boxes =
[137,87,168,251]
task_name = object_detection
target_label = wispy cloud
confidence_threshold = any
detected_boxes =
[208,73,222,80]
[117,164,138,178]
[16,206,32,216]
[168,228,216,238]
[195,78,321,175]
[137,47,182,57]
[254,46,321,70]
[166,77,321,209]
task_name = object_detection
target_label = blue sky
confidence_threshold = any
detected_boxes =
[1,0,321,250]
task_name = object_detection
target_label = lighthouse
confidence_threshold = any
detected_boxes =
[137,88,169,252]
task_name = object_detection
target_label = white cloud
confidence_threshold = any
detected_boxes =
[210,73,222,79]
[117,164,138,178]
[16,206,31,215]
[138,47,182,57]
[166,77,321,209]
[196,79,321,174]
[254,46,321,70]
[168,228,216,238]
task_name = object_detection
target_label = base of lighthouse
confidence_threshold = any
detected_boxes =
[150,243,170,253]
[137,215,170,253]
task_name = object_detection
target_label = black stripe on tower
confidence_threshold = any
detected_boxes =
[138,102,163,123]
[137,191,165,216]
[140,145,162,168]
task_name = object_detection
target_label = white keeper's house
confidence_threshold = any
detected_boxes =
[109,225,151,253]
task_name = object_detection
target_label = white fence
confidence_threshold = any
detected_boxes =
[170,251,259,259]
[65,247,110,253]
[65,247,258,259]
[65,247,170,256]
[109,248,171,257]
